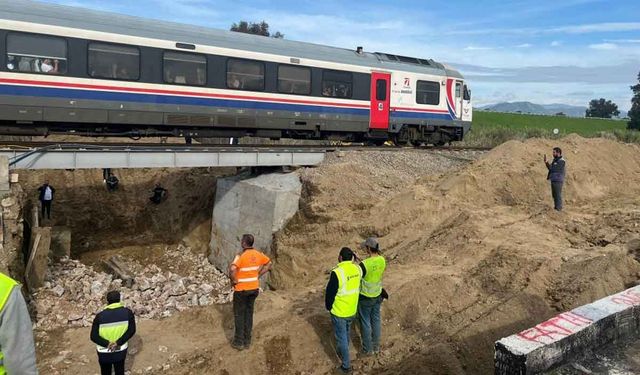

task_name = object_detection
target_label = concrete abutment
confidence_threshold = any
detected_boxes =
[208,172,302,283]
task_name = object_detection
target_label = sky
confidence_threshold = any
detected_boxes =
[42,0,640,111]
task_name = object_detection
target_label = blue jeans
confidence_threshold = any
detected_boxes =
[358,296,382,353]
[331,314,354,370]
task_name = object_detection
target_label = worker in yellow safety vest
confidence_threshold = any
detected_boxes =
[90,291,136,375]
[325,247,362,374]
[0,271,37,375]
[357,237,387,356]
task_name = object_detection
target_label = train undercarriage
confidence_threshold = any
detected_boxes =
[0,120,465,146]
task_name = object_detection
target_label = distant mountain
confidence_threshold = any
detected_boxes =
[479,101,588,117]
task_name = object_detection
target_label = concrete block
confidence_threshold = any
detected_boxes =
[0,156,9,196]
[495,285,640,374]
[209,172,301,277]
[25,227,51,290]
[50,226,71,262]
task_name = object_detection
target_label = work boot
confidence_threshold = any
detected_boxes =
[337,365,352,374]
[231,342,245,351]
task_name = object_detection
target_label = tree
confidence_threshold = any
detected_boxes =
[230,21,284,38]
[585,98,620,118]
[629,71,640,130]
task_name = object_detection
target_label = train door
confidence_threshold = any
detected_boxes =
[455,81,464,119]
[369,72,391,130]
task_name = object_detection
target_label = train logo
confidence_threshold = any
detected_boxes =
[403,78,411,88]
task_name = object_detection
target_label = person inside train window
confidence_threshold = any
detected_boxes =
[230,75,241,89]
[18,57,32,72]
[118,67,131,80]
[40,59,59,74]
[7,56,16,70]
[323,85,333,96]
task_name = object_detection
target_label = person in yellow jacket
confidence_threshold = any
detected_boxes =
[325,247,362,374]
[0,271,38,375]
[357,237,386,355]
[90,291,136,375]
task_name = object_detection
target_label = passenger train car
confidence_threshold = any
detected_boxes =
[0,0,472,145]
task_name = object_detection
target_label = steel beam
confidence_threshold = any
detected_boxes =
[0,145,325,169]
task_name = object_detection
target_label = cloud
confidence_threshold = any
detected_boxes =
[452,60,638,85]
[464,45,497,51]
[589,43,618,50]
[604,39,640,44]
[516,43,532,48]
[550,41,563,47]
[444,22,640,36]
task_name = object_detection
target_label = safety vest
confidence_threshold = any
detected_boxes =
[330,261,362,318]
[0,273,19,375]
[96,303,129,353]
[360,255,386,298]
[233,249,269,292]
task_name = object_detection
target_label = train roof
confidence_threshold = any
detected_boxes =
[0,0,463,79]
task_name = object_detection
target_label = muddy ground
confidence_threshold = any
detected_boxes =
[32,136,640,374]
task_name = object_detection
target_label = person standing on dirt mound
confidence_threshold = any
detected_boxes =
[357,237,387,356]
[325,247,362,374]
[544,147,566,211]
[228,234,272,351]
[90,290,136,375]
[37,180,55,220]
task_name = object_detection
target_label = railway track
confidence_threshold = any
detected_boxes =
[0,141,492,153]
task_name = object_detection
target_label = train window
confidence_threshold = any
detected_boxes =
[376,79,387,101]
[163,51,206,86]
[455,82,462,98]
[322,70,352,98]
[463,85,471,100]
[277,65,311,95]
[416,80,440,105]
[6,33,67,74]
[88,43,140,81]
[226,58,265,91]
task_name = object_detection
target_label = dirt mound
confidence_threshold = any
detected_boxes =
[269,137,640,373]
[438,136,640,208]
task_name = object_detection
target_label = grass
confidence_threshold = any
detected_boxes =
[462,111,635,148]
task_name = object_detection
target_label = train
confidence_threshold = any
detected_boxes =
[0,0,472,145]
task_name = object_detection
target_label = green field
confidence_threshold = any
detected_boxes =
[462,111,636,147]
[472,111,627,135]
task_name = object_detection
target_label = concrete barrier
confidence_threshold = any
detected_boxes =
[208,172,301,281]
[495,285,640,374]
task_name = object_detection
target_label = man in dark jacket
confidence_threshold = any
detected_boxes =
[544,147,566,211]
[149,184,167,204]
[90,291,136,375]
[37,180,55,219]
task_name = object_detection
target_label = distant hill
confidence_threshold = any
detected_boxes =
[479,101,588,117]
[479,101,628,118]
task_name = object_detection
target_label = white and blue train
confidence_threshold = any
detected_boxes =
[0,0,472,145]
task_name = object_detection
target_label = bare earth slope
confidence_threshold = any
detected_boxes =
[37,138,640,374]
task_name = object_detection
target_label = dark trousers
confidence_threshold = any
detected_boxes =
[41,200,52,219]
[233,289,259,347]
[551,182,563,211]
[99,360,125,375]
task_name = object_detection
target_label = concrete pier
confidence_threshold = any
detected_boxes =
[208,172,302,281]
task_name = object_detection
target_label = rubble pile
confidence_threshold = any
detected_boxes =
[32,245,232,330]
